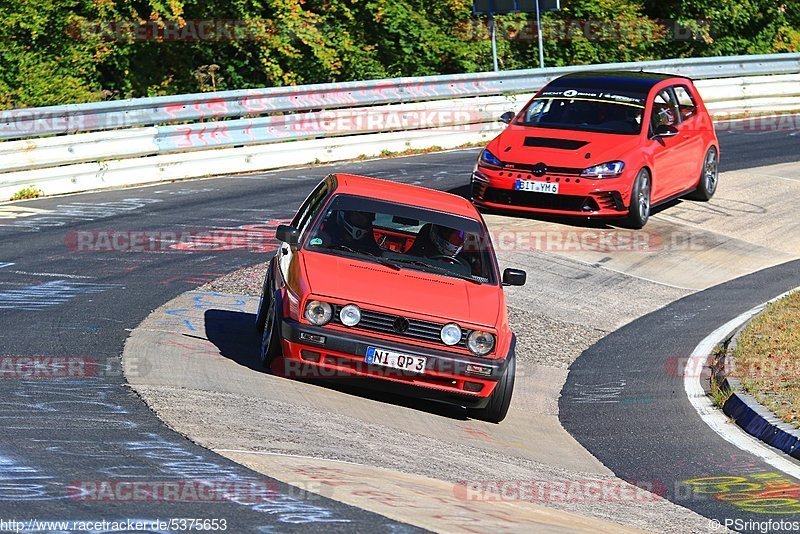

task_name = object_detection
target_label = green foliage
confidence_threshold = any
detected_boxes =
[1,0,798,109]
[10,185,43,200]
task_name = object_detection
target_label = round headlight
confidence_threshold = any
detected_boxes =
[339,304,361,327]
[304,300,332,326]
[440,323,462,346]
[467,330,495,356]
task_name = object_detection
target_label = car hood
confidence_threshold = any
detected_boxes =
[299,251,501,328]
[489,124,642,169]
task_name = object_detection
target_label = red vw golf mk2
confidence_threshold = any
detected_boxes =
[256,174,526,423]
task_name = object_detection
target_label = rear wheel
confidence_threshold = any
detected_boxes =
[687,146,719,201]
[624,168,651,229]
[468,355,515,424]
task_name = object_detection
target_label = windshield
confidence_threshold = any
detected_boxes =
[516,96,644,134]
[305,194,497,284]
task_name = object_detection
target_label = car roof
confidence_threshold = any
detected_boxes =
[548,70,691,94]
[331,174,480,220]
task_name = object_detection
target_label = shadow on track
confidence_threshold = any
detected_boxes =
[204,309,468,421]
[446,184,697,228]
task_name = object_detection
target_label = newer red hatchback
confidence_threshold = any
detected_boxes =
[472,71,720,228]
[256,174,526,423]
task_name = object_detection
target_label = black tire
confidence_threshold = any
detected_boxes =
[468,354,516,424]
[259,290,282,368]
[255,261,273,332]
[624,168,652,229]
[687,146,719,201]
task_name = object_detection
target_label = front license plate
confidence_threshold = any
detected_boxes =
[515,180,559,194]
[366,347,426,374]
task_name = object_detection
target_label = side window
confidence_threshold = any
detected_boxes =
[673,85,697,120]
[524,99,548,123]
[651,89,680,130]
[291,181,329,236]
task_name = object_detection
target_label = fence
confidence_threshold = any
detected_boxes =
[1,53,799,200]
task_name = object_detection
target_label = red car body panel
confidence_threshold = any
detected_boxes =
[300,252,502,328]
[472,72,719,218]
[270,174,517,407]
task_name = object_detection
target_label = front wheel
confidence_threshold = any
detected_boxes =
[255,261,274,332]
[468,355,515,424]
[624,168,651,229]
[687,146,719,201]
[259,290,282,368]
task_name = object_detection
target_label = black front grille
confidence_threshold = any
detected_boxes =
[472,179,488,199]
[594,191,626,211]
[483,188,599,212]
[503,162,583,176]
[333,305,468,348]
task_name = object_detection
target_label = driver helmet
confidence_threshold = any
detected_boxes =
[336,210,374,241]
[430,225,465,256]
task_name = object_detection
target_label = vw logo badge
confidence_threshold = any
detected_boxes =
[393,316,410,334]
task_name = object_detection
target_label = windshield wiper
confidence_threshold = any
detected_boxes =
[391,258,481,284]
[326,244,401,271]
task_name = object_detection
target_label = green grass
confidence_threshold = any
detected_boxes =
[733,291,800,427]
[709,345,733,407]
[11,185,43,200]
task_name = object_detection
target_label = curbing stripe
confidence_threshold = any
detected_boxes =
[722,393,800,458]
[685,285,800,479]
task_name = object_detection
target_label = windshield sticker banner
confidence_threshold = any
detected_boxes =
[537,89,645,106]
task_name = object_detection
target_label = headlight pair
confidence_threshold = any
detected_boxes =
[441,322,495,356]
[305,301,361,326]
[305,301,494,356]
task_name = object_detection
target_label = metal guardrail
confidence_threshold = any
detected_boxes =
[2,53,799,141]
[0,53,799,200]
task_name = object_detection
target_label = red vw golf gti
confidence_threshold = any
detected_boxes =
[255,174,526,423]
[472,71,720,228]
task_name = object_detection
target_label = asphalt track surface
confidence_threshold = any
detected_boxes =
[560,259,800,532]
[0,119,796,531]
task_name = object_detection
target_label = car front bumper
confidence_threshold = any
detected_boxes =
[472,166,632,217]
[279,318,514,408]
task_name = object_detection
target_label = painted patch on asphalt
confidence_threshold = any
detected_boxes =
[0,198,163,231]
[0,280,122,311]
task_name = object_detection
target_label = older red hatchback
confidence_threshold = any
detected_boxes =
[256,174,526,423]
[472,71,720,228]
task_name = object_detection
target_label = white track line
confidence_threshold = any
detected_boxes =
[213,449,367,468]
[685,285,800,479]
[11,270,94,279]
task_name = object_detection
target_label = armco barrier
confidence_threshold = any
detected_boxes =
[1,53,799,200]
[2,53,799,140]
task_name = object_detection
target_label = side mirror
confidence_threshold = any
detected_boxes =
[652,124,679,139]
[499,111,515,124]
[275,224,299,247]
[502,268,526,286]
